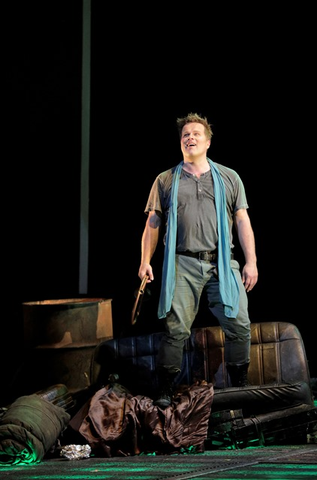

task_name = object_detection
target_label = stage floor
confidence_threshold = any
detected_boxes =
[1,444,317,480]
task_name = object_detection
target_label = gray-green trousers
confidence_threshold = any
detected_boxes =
[157,254,251,374]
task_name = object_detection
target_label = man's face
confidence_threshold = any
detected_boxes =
[181,122,210,158]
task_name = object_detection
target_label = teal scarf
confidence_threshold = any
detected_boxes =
[158,158,240,319]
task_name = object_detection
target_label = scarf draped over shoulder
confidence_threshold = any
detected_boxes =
[158,158,239,319]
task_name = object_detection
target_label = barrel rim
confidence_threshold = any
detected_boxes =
[22,298,112,307]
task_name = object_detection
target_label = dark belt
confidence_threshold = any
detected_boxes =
[176,250,218,262]
[176,250,234,262]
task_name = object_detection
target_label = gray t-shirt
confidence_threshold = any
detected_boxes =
[144,162,249,252]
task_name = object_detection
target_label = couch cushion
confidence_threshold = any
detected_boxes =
[91,322,314,413]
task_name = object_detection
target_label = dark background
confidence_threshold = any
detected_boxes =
[3,1,316,394]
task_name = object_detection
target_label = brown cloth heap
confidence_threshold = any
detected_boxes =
[72,380,214,457]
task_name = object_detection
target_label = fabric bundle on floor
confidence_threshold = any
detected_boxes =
[73,380,214,457]
[0,394,70,465]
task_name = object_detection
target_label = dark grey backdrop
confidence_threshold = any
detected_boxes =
[3,1,315,394]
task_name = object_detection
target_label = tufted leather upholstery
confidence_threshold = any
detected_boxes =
[91,322,314,416]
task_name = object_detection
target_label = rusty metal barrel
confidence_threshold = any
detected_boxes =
[22,298,113,393]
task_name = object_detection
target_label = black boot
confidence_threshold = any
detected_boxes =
[153,368,177,409]
[226,363,249,387]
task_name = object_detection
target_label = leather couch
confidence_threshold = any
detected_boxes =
[91,321,315,417]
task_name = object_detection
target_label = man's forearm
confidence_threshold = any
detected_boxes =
[141,219,160,264]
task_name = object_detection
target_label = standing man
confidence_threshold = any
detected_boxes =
[138,112,258,409]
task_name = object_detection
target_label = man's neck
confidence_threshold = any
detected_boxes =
[182,155,210,177]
